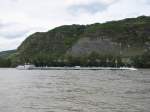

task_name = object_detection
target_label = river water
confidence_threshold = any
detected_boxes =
[0,68,150,112]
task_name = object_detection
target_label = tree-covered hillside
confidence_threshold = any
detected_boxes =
[1,16,150,68]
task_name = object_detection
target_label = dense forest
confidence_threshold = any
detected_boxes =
[0,16,150,68]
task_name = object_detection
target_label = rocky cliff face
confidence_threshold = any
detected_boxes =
[67,37,120,56]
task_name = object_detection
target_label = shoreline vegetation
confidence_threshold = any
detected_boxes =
[0,16,150,68]
[0,53,149,68]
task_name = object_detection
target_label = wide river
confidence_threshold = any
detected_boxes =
[0,69,150,112]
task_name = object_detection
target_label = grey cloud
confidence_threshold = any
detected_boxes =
[0,22,30,39]
[0,30,29,39]
[0,22,15,28]
[147,0,150,4]
[68,2,110,15]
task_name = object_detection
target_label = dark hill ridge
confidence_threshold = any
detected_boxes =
[4,16,150,67]
[0,50,16,58]
[0,50,16,67]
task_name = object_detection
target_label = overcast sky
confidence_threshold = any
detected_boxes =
[0,0,150,51]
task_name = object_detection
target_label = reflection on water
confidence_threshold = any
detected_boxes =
[0,69,150,112]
